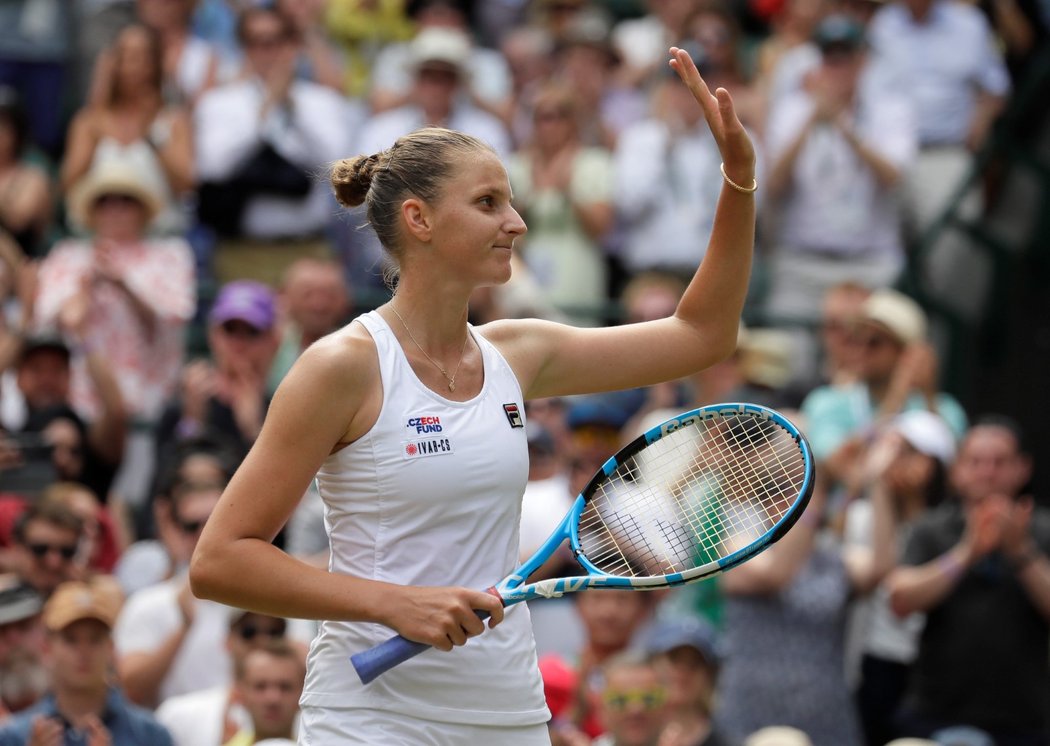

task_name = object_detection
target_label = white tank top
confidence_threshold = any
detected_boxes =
[300,311,550,726]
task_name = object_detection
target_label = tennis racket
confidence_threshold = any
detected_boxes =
[351,402,814,684]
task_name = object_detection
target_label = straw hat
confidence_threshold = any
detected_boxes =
[744,726,814,746]
[738,327,795,389]
[408,27,472,73]
[860,288,928,345]
[67,158,163,230]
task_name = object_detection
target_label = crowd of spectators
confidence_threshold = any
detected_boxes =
[0,0,1044,743]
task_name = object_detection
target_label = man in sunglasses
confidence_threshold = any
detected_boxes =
[8,500,85,599]
[156,611,290,746]
[113,478,232,709]
[800,288,968,491]
[593,651,669,746]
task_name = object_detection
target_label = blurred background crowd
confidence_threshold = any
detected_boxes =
[0,0,1046,744]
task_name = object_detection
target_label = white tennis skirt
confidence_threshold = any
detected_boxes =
[298,706,552,745]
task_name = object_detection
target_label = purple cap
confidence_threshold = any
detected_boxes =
[208,280,277,331]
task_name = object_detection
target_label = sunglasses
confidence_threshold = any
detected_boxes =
[856,333,898,351]
[27,543,78,560]
[220,321,263,339]
[51,441,83,458]
[237,624,286,642]
[821,319,852,335]
[602,687,667,712]
[174,516,207,535]
[245,33,289,49]
[569,459,596,473]
[417,66,460,84]
[534,108,570,122]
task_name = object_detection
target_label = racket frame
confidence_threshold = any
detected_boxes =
[497,402,814,604]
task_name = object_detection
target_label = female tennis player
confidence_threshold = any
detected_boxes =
[190,47,756,744]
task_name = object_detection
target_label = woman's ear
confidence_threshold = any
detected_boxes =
[401,198,432,243]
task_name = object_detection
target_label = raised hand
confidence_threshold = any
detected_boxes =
[667,46,755,179]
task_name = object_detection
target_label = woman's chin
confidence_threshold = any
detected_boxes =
[489,249,515,284]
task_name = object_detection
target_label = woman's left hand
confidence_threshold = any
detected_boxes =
[668,46,755,179]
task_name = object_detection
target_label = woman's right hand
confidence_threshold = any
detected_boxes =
[380,585,505,651]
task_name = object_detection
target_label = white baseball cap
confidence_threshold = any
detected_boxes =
[894,410,957,465]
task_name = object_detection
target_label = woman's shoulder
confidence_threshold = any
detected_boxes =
[295,321,381,387]
[474,316,561,375]
[69,105,106,132]
[272,322,382,434]
[474,316,549,345]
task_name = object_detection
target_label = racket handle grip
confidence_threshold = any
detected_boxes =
[351,634,431,684]
[350,587,502,684]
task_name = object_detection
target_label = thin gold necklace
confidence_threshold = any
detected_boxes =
[389,304,470,392]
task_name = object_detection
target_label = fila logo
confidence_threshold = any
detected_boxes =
[503,403,523,428]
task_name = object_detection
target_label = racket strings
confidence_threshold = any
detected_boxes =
[577,415,807,577]
[656,418,804,566]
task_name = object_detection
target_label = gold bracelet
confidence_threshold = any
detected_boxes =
[720,162,758,194]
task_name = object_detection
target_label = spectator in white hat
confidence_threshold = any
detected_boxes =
[843,410,958,745]
[34,157,197,510]
[368,0,512,118]
[355,26,511,158]
[799,288,967,491]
